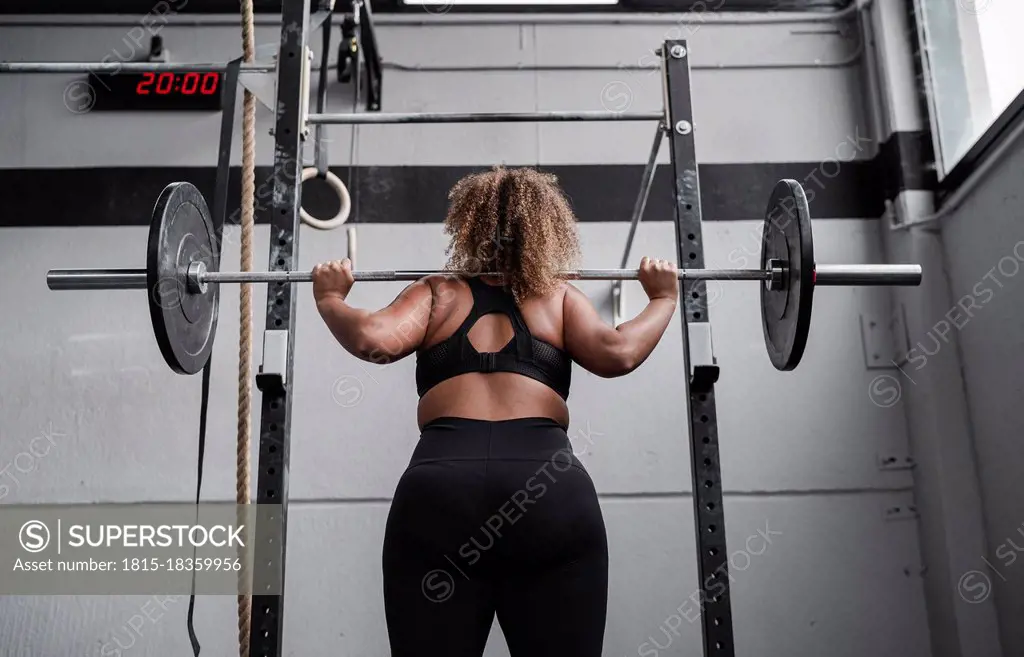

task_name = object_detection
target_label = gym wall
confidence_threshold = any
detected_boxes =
[936,134,1024,657]
[0,12,930,657]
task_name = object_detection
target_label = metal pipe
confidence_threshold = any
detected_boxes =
[46,264,926,291]
[620,125,664,270]
[814,264,922,286]
[307,110,664,125]
[0,62,275,74]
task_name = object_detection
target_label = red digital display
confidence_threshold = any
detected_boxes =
[135,72,221,97]
[87,71,225,112]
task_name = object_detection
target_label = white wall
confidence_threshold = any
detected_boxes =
[938,131,1024,657]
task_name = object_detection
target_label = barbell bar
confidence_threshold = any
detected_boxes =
[46,263,922,290]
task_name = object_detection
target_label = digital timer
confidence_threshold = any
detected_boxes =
[87,70,225,112]
[136,71,221,97]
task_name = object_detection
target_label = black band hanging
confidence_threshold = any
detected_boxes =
[186,56,241,657]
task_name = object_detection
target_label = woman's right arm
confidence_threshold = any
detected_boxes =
[562,257,679,378]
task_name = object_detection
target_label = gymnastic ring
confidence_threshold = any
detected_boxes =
[299,167,351,230]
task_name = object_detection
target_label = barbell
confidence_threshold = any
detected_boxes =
[45,180,922,375]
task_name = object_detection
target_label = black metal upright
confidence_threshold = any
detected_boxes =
[249,0,311,655]
[662,40,736,657]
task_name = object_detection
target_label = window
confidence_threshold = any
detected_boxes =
[915,0,1024,180]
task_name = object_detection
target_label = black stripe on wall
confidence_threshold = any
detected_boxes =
[877,130,937,199]
[0,160,890,228]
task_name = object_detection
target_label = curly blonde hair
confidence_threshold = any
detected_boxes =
[443,166,581,301]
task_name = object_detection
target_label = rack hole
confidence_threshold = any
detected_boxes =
[703,458,712,467]
[708,548,718,557]
[693,312,702,320]
[688,252,697,260]
[277,258,285,266]
[702,437,710,444]
[275,298,283,306]
[714,617,722,626]
[275,319,283,327]
[270,423,278,431]
[268,467,276,475]
[700,414,709,423]
[267,490,275,498]
[269,445,277,453]
[685,204,692,210]
[687,233,695,240]
[699,394,707,402]
[691,291,699,299]
[715,642,724,650]
[706,501,715,511]
[278,238,287,246]
[704,480,713,488]
[708,524,716,533]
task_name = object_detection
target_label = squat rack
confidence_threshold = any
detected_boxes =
[245,8,730,653]
[251,13,732,654]
[2,3,732,655]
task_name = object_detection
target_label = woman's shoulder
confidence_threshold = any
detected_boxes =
[521,281,571,314]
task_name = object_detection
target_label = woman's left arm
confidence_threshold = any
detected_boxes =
[313,259,434,363]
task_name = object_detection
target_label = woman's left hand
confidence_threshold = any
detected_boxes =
[312,258,355,305]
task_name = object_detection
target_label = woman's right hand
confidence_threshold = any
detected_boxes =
[312,258,356,306]
[638,256,679,302]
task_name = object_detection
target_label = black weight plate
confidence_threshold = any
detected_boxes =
[760,179,815,371]
[146,182,220,375]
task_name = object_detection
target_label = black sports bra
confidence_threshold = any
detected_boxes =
[415,278,572,400]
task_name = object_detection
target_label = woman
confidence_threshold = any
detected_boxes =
[311,167,679,657]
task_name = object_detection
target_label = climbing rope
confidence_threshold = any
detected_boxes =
[237,0,257,654]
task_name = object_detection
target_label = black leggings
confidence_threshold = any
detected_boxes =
[383,417,608,657]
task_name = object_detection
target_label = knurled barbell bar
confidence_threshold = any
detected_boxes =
[45,262,921,289]
[44,180,922,375]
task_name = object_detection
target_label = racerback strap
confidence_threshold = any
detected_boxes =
[457,278,533,365]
